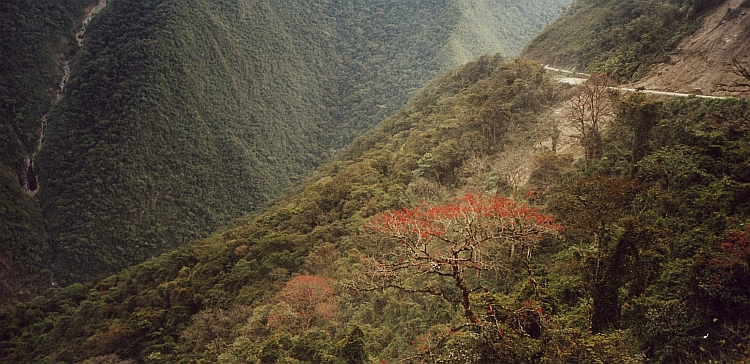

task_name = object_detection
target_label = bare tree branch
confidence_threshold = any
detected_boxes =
[717,58,750,91]
[568,74,616,167]
[731,58,750,84]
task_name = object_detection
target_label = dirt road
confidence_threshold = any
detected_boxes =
[546,66,730,100]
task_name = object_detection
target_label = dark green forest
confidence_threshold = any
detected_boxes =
[2,56,749,363]
[4,0,750,362]
[0,0,97,307]
[0,0,572,301]
[522,0,728,82]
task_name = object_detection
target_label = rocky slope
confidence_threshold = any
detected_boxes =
[521,0,733,83]
[632,0,750,98]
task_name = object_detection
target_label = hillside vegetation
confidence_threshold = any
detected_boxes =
[522,0,727,82]
[3,56,750,363]
[0,0,572,299]
[0,0,97,306]
[442,0,572,65]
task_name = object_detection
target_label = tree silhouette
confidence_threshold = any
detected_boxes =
[357,194,561,323]
[718,58,750,92]
[569,74,617,168]
[730,58,750,85]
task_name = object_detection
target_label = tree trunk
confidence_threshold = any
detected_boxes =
[453,263,477,322]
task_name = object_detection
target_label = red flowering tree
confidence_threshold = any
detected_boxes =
[695,226,750,318]
[268,275,338,331]
[358,194,562,323]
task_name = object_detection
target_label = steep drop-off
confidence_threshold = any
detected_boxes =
[4,53,750,363]
[632,0,750,98]
[1,55,567,364]
[1,0,573,296]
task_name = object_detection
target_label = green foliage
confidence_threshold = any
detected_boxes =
[523,0,727,82]
[554,96,750,362]
[334,326,367,364]
[0,0,94,158]
[6,49,750,363]
[0,57,564,363]
[1,0,573,292]
[0,0,97,306]
[0,168,50,304]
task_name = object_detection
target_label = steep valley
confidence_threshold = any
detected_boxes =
[2,0,750,362]
[1,0,99,307]
[0,0,573,302]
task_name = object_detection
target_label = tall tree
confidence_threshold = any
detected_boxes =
[569,74,617,168]
[552,176,641,333]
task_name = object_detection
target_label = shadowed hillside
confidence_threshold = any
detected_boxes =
[1,0,572,301]
[0,0,98,307]
[3,54,750,363]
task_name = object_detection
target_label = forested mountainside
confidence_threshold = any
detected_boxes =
[5,0,750,362]
[0,0,99,306]
[522,0,729,82]
[0,0,572,301]
[3,55,750,363]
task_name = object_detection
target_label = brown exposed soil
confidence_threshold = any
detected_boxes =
[632,0,750,98]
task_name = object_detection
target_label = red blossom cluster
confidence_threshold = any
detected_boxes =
[354,195,564,361]
[368,193,562,241]
[696,226,750,297]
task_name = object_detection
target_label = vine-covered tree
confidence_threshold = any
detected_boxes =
[357,194,562,323]
[552,176,641,333]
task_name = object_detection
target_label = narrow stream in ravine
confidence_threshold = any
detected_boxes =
[21,0,107,196]
[18,0,109,286]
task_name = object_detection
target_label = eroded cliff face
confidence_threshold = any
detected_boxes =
[633,0,750,98]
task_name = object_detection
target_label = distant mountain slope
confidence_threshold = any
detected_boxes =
[521,0,728,82]
[1,55,566,364]
[38,0,343,286]
[0,0,572,300]
[0,0,97,307]
[443,0,572,65]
